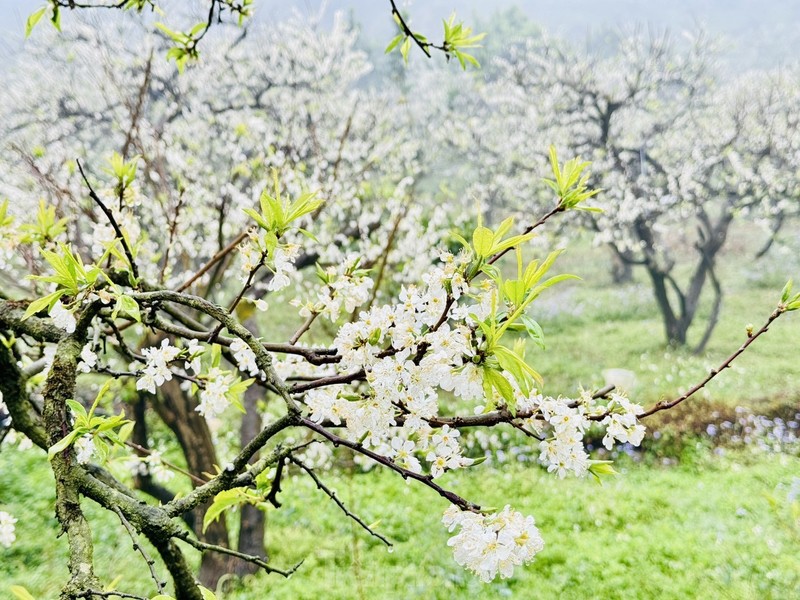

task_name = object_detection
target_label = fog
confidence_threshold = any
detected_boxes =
[2,1,799,72]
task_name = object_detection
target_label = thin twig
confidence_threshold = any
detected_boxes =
[289,311,318,345]
[207,251,265,343]
[112,506,165,594]
[159,190,186,285]
[125,441,209,487]
[76,159,140,284]
[302,417,481,513]
[175,531,303,577]
[641,307,784,418]
[290,456,393,547]
[176,227,253,292]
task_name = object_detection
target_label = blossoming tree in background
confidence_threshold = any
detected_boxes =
[441,27,800,351]
[1,2,799,600]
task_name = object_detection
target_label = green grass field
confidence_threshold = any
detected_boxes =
[2,448,799,599]
[2,226,799,599]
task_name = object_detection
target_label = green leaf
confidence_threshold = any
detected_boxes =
[203,488,248,533]
[47,430,81,460]
[385,33,404,54]
[198,586,218,600]
[400,36,412,64]
[243,207,270,230]
[116,295,141,323]
[155,22,189,44]
[781,279,793,303]
[483,368,515,412]
[22,290,64,321]
[11,586,37,600]
[50,4,61,32]
[25,7,47,38]
[588,460,618,485]
[520,315,545,349]
[464,454,488,467]
[472,226,494,257]
[66,399,88,420]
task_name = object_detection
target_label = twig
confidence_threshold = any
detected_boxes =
[302,417,481,513]
[289,312,318,345]
[290,456,393,547]
[176,227,253,292]
[125,441,208,487]
[76,590,148,600]
[175,531,303,577]
[112,506,165,594]
[158,190,186,284]
[487,205,564,266]
[265,455,286,508]
[640,307,785,418]
[207,251,265,343]
[389,0,433,57]
[76,159,140,284]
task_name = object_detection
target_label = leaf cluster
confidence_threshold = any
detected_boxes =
[544,146,602,211]
[780,279,800,311]
[47,380,134,463]
[244,170,323,252]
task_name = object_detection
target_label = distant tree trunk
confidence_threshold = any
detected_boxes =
[610,250,634,284]
[153,378,234,587]
[637,207,733,349]
[233,382,266,576]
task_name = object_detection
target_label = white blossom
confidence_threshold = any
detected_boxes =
[0,511,17,548]
[443,505,544,582]
[77,343,98,374]
[136,339,181,394]
[74,434,96,464]
[49,300,76,334]
[230,338,259,377]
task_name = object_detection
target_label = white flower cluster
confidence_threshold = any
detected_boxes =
[305,252,483,478]
[443,505,544,582]
[230,338,259,377]
[74,433,96,464]
[49,300,76,334]
[509,389,646,479]
[136,339,181,394]
[267,243,301,292]
[77,343,98,374]
[196,367,235,419]
[295,257,374,321]
[600,392,646,450]
[274,353,334,381]
[240,235,301,292]
[0,511,17,548]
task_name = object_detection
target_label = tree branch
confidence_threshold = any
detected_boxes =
[112,506,166,595]
[290,456,393,547]
[76,159,140,284]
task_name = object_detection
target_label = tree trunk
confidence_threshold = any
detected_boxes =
[610,250,634,284]
[234,386,267,576]
[152,378,234,587]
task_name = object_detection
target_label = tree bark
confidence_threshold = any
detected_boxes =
[152,377,234,587]
[234,382,267,576]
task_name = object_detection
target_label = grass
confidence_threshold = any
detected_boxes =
[2,223,799,599]
[2,446,799,599]
[517,228,800,410]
